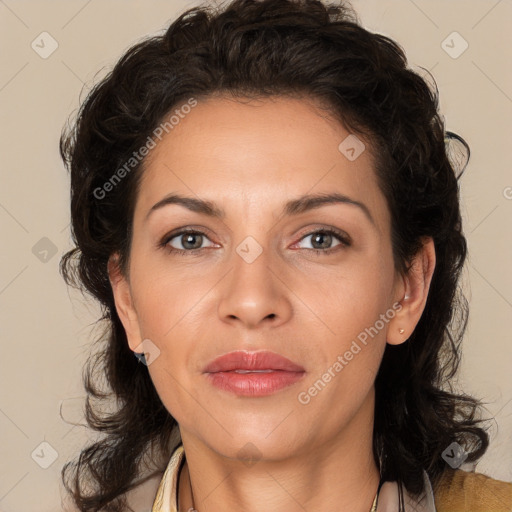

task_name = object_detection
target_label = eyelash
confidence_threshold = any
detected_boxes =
[158,227,351,257]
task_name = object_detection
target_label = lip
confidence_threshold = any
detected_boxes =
[203,350,305,397]
[203,350,305,373]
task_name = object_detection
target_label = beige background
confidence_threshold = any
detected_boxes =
[1,1,511,510]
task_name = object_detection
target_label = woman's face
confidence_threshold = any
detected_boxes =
[111,95,411,461]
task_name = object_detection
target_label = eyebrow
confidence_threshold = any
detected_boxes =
[145,192,376,227]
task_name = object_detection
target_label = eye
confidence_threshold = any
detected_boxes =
[159,229,216,255]
[294,228,351,255]
[158,227,351,256]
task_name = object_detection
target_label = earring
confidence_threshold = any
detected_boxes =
[134,352,147,365]
[399,328,405,334]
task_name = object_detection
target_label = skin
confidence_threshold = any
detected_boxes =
[109,95,436,512]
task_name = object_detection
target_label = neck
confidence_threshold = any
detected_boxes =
[178,392,380,512]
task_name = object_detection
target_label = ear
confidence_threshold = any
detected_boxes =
[107,253,143,352]
[387,237,436,345]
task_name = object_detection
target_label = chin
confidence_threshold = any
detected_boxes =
[202,424,307,462]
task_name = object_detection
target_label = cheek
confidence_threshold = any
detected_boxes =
[292,255,394,348]
[129,253,205,338]
[128,268,211,415]
[141,317,201,424]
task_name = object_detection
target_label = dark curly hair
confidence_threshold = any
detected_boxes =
[59,0,491,510]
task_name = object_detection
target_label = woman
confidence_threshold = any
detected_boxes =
[59,0,512,511]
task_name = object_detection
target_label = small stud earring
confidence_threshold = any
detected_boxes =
[399,328,405,334]
[134,352,147,365]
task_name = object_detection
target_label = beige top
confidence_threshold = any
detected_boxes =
[151,444,438,512]
[151,444,185,512]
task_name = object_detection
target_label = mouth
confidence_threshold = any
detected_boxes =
[230,369,275,373]
[203,350,305,373]
[203,350,305,396]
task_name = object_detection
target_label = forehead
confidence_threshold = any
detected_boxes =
[135,95,389,232]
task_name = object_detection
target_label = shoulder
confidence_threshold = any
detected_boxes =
[433,468,512,512]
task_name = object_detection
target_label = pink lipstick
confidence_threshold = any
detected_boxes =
[203,350,305,397]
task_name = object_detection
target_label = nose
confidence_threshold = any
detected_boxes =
[217,246,293,329]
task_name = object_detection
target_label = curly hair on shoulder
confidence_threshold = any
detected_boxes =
[59,0,491,510]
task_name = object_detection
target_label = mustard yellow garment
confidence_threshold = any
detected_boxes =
[433,467,512,512]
